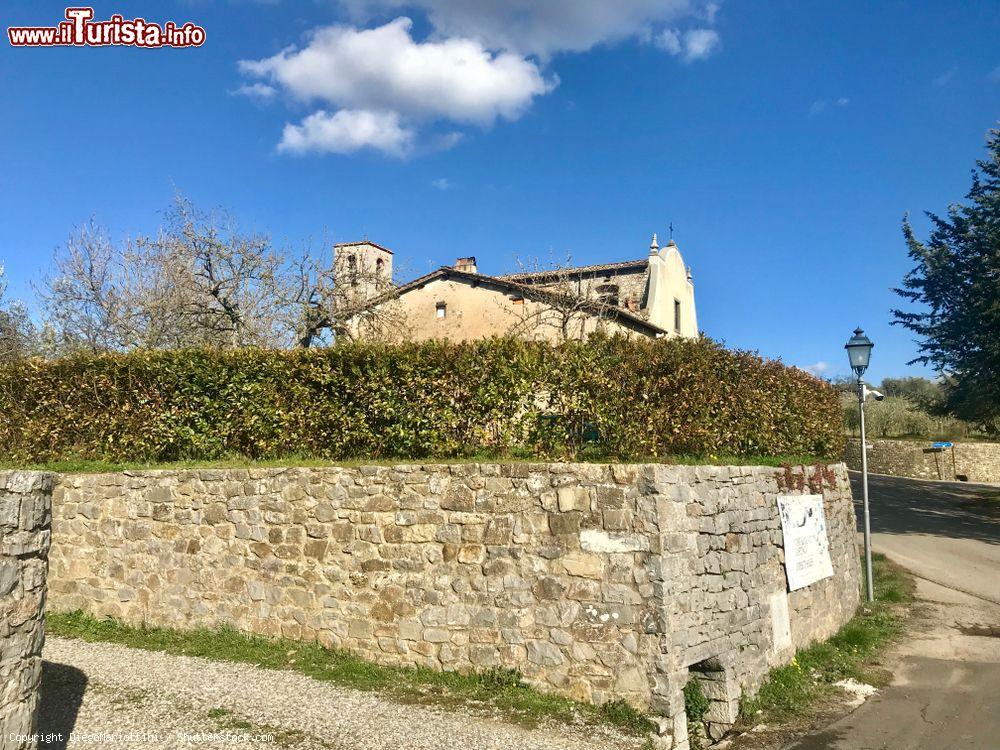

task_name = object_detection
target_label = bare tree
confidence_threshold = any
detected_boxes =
[37,218,193,352]
[39,197,289,353]
[37,196,408,353]
[282,247,406,347]
[36,220,132,353]
[0,265,36,362]
[503,255,619,342]
[137,196,286,348]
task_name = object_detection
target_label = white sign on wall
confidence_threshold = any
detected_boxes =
[777,494,834,591]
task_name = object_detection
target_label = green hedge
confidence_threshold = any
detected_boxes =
[0,337,843,463]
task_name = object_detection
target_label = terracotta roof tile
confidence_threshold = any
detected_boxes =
[498,258,648,280]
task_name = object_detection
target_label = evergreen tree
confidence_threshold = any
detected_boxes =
[893,127,1000,434]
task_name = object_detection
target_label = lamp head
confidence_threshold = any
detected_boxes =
[845,327,874,377]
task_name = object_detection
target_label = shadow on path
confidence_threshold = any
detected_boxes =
[38,661,88,750]
[850,472,1000,545]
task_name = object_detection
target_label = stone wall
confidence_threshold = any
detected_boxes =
[1,472,54,750]
[844,438,1000,484]
[47,463,860,749]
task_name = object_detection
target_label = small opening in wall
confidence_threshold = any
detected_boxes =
[435,301,447,319]
[674,298,682,333]
[596,283,619,307]
[686,657,739,745]
[347,254,358,286]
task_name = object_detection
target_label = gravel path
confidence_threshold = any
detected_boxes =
[39,637,641,750]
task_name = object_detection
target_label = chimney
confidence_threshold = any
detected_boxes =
[455,256,478,273]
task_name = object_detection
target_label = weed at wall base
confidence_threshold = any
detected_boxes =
[737,553,913,726]
[683,677,710,750]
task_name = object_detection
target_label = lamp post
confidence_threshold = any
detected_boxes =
[845,327,875,602]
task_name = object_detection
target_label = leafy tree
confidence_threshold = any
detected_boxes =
[892,128,1000,434]
[880,376,943,413]
[830,376,859,395]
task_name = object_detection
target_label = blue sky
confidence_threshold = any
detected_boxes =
[2,0,998,383]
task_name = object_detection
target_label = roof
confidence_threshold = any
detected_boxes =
[334,240,394,255]
[367,266,667,336]
[499,258,648,282]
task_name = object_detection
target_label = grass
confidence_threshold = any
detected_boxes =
[203,707,303,747]
[46,610,655,737]
[737,553,915,724]
[4,452,834,474]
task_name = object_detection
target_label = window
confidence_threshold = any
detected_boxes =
[596,283,619,307]
[347,254,358,285]
[376,257,385,275]
[511,296,524,306]
[436,302,447,319]
[674,299,682,333]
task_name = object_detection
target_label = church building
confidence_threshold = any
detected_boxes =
[336,233,698,343]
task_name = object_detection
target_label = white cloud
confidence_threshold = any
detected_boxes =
[429,132,464,151]
[430,177,451,190]
[655,27,719,62]
[809,100,828,115]
[233,82,277,101]
[241,3,722,156]
[655,29,681,56]
[278,109,415,156]
[680,28,720,61]
[802,361,830,377]
[241,18,554,126]
[933,66,957,87]
[809,97,849,116]
[339,0,717,58]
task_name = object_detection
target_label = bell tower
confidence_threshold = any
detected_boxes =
[334,240,394,295]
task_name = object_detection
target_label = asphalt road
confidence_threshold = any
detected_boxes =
[788,473,1000,750]
[852,472,1000,604]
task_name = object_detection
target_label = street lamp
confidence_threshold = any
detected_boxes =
[845,327,875,602]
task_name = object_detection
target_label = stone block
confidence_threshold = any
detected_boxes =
[442,485,475,512]
[423,627,450,643]
[548,512,581,535]
[526,639,564,666]
[579,529,648,553]
[557,486,587,512]
[457,544,485,564]
[558,552,604,579]
[0,498,20,529]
